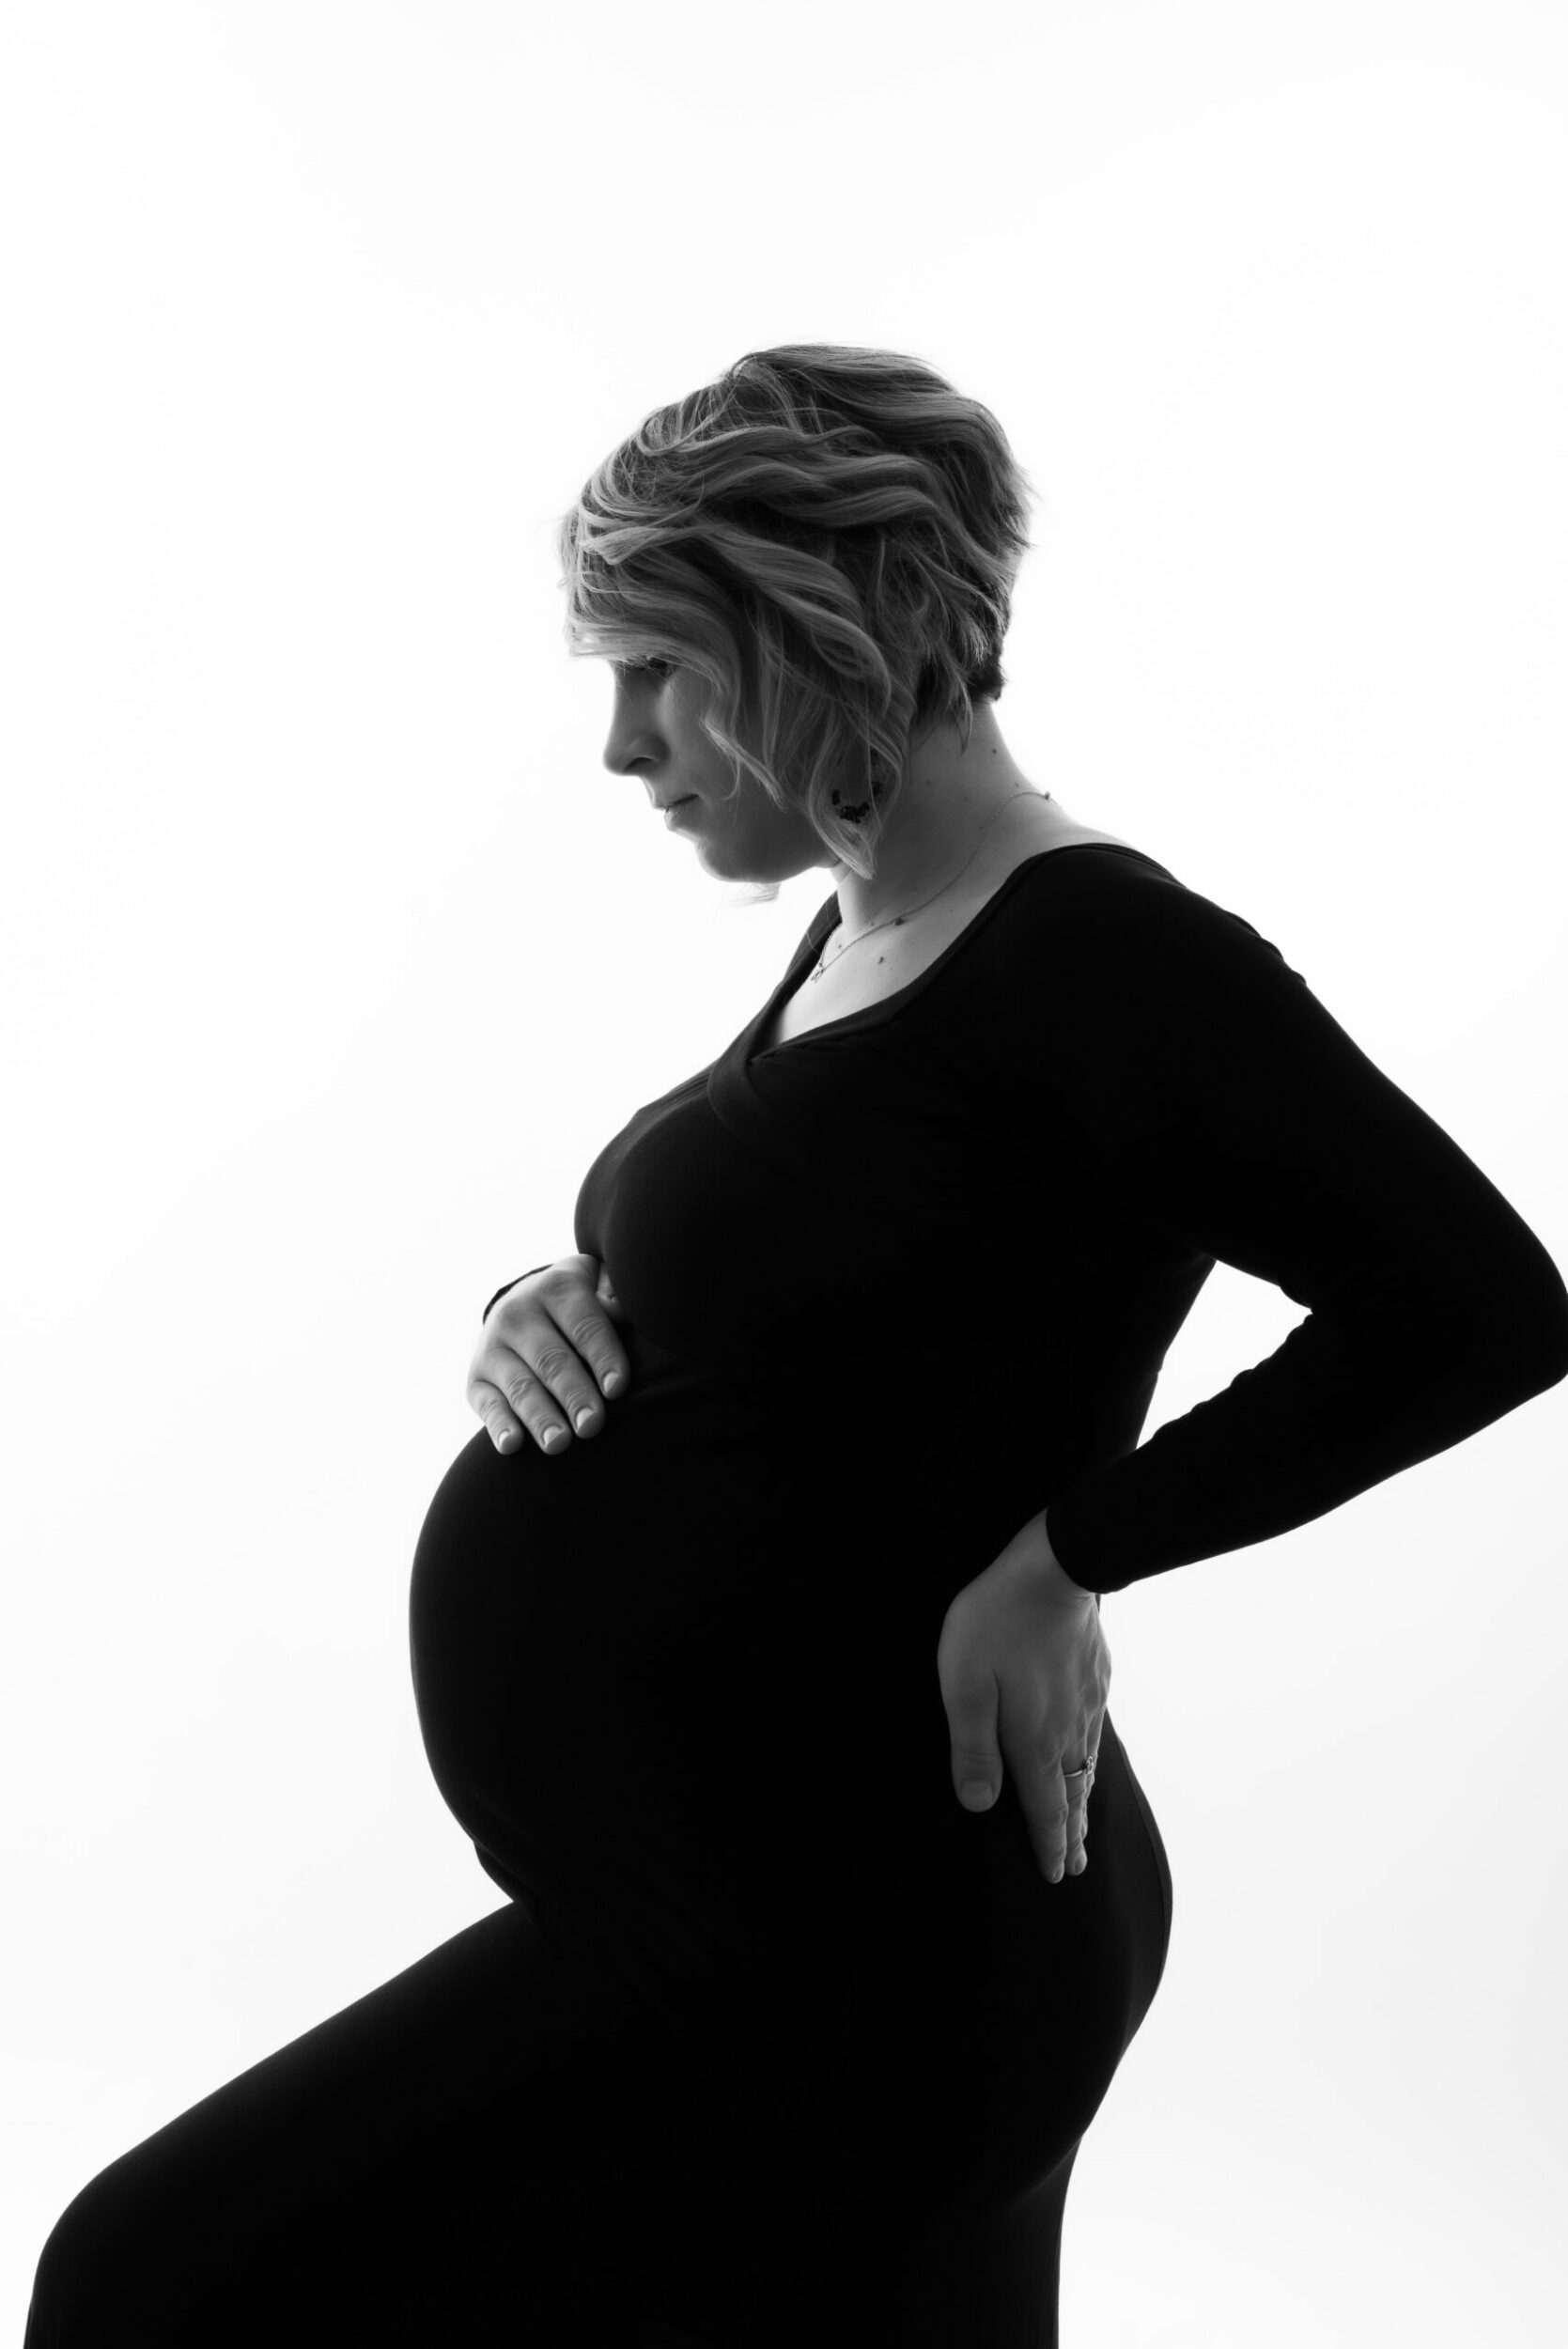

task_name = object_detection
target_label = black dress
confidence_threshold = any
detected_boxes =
[27,844,1567,2346]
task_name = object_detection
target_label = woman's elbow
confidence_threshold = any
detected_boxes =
[1499,1256,1568,1396]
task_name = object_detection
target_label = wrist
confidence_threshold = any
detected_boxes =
[1023,1508,1097,1607]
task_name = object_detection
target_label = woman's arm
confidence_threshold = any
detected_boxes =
[1015,869,1568,1592]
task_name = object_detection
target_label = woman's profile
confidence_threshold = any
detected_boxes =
[25,343,1568,2346]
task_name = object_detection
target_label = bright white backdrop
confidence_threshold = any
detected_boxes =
[4,2,1567,2340]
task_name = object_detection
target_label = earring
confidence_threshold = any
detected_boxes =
[829,789,874,824]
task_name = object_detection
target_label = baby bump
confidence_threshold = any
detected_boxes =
[409,1358,887,1792]
[408,1413,1173,2023]
[406,1410,821,1926]
[408,1426,679,1836]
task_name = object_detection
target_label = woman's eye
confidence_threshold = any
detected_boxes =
[623,657,675,681]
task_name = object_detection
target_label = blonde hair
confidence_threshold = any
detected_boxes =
[554,343,1040,882]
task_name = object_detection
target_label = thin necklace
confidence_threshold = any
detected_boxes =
[809,788,1049,983]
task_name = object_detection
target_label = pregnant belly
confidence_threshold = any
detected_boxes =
[407,1330,1063,1993]
[407,1340,865,1977]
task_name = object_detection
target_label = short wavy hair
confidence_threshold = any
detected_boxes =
[554,343,1039,883]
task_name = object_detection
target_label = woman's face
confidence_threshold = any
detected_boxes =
[600,660,837,886]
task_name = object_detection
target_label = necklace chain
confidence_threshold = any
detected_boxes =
[809,789,1048,984]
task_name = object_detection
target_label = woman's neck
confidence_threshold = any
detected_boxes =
[829,704,1048,937]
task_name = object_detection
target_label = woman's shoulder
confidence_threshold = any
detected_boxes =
[980,796,1180,906]
[988,821,1295,1002]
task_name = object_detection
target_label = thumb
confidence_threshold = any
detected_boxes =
[595,1263,629,1327]
[940,1636,1001,1811]
[951,1735,1001,1813]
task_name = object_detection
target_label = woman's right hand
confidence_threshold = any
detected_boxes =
[466,1255,632,1455]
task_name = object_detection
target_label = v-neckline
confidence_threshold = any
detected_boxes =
[744,840,1166,1067]
[700,838,1170,1203]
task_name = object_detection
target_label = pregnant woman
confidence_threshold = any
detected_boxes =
[27,343,1568,2348]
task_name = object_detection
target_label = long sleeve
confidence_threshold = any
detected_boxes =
[1028,873,1568,1592]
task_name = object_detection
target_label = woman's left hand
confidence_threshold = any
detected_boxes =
[936,1512,1111,1882]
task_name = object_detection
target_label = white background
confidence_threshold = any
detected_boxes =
[5,2,1567,2339]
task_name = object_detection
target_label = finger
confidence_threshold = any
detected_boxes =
[565,1300,632,1401]
[464,1376,525,1455]
[478,1324,607,1454]
[497,1285,631,1412]
[946,1672,1002,1812]
[468,1359,578,1455]
[501,1349,585,1451]
[1064,1716,1108,1875]
[487,1272,630,1416]
[1063,1780,1088,1876]
[1020,1758,1071,1882]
